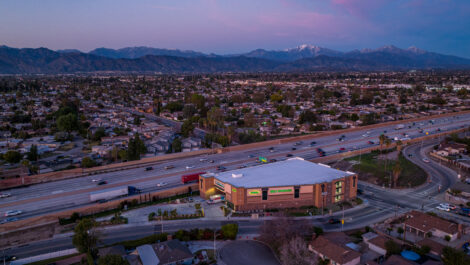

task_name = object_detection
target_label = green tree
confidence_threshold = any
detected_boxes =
[385,240,401,256]
[98,255,129,265]
[181,120,195,137]
[82,157,97,168]
[270,92,283,103]
[57,113,78,137]
[3,150,22,164]
[298,110,317,124]
[190,94,206,109]
[221,223,238,240]
[442,246,468,265]
[27,144,39,161]
[127,134,146,161]
[171,138,182,153]
[72,219,99,255]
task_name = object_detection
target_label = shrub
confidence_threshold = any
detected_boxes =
[148,212,155,221]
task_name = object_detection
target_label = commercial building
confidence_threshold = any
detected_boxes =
[199,157,358,212]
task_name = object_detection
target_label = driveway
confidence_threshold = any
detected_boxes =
[218,241,280,265]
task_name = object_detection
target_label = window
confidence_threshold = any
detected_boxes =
[200,179,203,189]
[335,181,343,188]
[294,186,300,198]
[335,195,342,202]
[353,176,356,187]
[321,184,325,193]
[335,187,342,194]
[262,189,268,200]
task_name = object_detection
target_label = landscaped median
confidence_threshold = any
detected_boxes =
[344,149,427,188]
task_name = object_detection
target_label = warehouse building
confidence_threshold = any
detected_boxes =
[199,157,358,212]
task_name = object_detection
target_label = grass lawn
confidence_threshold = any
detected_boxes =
[347,151,427,188]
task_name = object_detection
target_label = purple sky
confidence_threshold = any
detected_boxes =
[1,0,470,57]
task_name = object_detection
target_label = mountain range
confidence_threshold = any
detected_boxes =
[1,44,470,74]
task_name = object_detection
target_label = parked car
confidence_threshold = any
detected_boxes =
[145,166,153,171]
[5,210,23,217]
[422,158,430,163]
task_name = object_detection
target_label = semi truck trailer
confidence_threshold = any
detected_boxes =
[89,186,140,202]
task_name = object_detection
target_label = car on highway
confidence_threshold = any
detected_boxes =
[4,210,23,217]
[339,147,346,152]
[91,179,101,182]
[270,159,277,163]
[0,218,18,224]
[294,141,303,146]
[422,158,430,163]
[97,180,107,185]
[0,193,11,198]
[368,141,374,145]
[186,165,195,169]
[328,218,341,224]
[164,165,175,170]
[145,166,153,171]
[157,182,168,187]
[208,160,215,163]
[248,154,255,158]
[217,166,227,171]
[436,205,450,212]
[310,141,316,146]
[238,165,247,169]
[0,255,16,262]
[291,147,297,151]
[286,154,293,157]
[199,158,207,162]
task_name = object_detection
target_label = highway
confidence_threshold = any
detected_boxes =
[1,113,470,223]
[6,138,470,260]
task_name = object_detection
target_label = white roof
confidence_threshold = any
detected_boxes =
[203,157,355,188]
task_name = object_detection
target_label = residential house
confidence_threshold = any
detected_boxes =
[309,235,361,265]
[135,240,193,265]
[403,211,463,241]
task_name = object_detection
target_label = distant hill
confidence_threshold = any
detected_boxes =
[88,46,207,59]
[1,45,470,74]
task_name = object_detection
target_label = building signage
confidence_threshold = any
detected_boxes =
[232,188,237,193]
[270,189,292,194]
[247,189,261,196]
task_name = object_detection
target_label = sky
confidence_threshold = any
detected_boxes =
[1,0,470,58]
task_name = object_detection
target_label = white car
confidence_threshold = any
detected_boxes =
[199,158,207,162]
[422,158,430,163]
[157,182,168,187]
[439,203,456,210]
[5,210,23,217]
[92,179,101,182]
[186,165,194,169]
[436,205,450,212]
[0,193,11,198]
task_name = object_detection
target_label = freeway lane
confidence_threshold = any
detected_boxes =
[1,113,470,222]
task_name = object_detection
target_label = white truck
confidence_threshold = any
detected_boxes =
[89,186,139,202]
[395,124,405,130]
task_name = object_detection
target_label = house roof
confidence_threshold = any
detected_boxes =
[368,235,389,250]
[404,211,459,235]
[137,244,160,265]
[152,239,193,264]
[202,157,355,188]
[382,255,415,265]
[416,238,445,256]
[310,236,361,264]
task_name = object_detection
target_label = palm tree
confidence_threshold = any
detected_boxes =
[393,163,402,188]
[384,138,392,171]
[379,134,386,153]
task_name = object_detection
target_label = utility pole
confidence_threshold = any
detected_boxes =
[341,204,345,231]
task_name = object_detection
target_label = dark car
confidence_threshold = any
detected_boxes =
[145,166,153,171]
[310,141,316,146]
[368,141,374,145]
[1,255,17,262]
[328,218,341,224]
[357,189,363,195]
[291,147,297,151]
[97,180,107,185]
[339,147,346,151]
[217,166,227,171]
[286,154,293,157]
[270,159,277,163]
